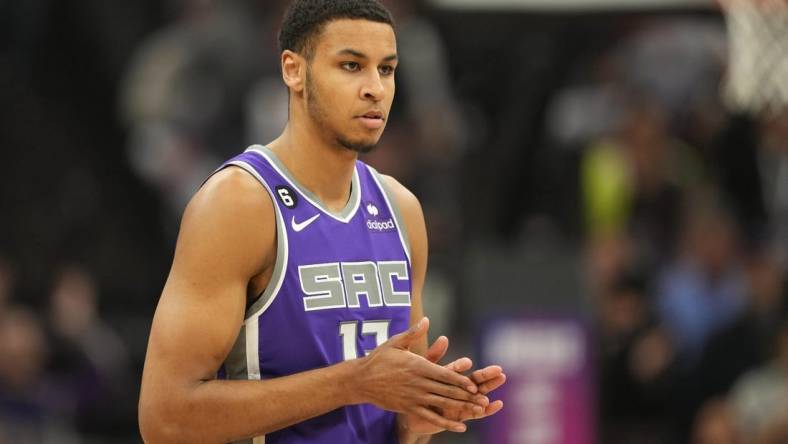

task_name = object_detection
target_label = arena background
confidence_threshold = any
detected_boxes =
[1,0,786,443]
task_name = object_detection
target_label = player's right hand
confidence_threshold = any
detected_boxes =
[352,317,488,432]
[399,335,506,435]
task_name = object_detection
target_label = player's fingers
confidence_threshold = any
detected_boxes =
[421,360,477,393]
[456,399,505,423]
[470,365,503,385]
[478,373,507,395]
[423,380,489,406]
[387,317,429,350]
[411,406,467,433]
[422,394,484,418]
[444,357,473,373]
[480,400,504,418]
[424,336,449,364]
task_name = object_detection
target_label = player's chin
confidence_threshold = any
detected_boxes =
[338,135,380,154]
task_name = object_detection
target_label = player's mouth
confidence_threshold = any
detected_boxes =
[357,111,385,130]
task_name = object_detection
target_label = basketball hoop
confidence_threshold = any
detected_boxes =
[719,0,788,115]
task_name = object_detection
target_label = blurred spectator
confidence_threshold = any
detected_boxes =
[546,53,627,149]
[713,110,788,259]
[691,398,739,444]
[730,318,788,444]
[757,112,788,263]
[47,265,135,440]
[585,231,637,300]
[581,98,703,270]
[598,271,680,444]
[0,306,79,443]
[0,309,47,399]
[382,0,467,165]
[549,19,726,151]
[121,0,286,230]
[656,197,747,362]
[695,249,787,404]
[598,271,651,356]
[619,20,726,125]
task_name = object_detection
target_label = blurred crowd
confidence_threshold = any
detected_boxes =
[1,0,787,443]
[0,262,136,443]
[566,19,788,444]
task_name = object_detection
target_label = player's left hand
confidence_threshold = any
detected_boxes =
[400,336,506,436]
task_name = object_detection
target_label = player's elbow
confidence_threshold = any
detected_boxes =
[139,416,182,443]
[139,399,179,443]
[139,390,196,443]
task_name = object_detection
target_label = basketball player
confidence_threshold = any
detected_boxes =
[138,1,505,443]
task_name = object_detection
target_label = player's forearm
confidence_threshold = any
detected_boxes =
[140,359,362,443]
[397,414,432,444]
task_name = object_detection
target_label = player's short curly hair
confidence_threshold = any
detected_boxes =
[278,0,395,60]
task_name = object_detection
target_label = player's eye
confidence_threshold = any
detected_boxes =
[341,61,360,72]
[378,65,395,76]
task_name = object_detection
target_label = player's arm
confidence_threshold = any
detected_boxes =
[138,168,483,444]
[378,175,506,444]
[380,176,436,444]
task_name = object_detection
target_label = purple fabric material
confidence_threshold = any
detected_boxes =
[223,148,411,444]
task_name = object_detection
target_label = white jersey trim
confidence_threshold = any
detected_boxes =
[224,160,290,323]
[366,166,412,264]
[225,159,284,444]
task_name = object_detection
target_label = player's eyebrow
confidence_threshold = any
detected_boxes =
[336,48,398,62]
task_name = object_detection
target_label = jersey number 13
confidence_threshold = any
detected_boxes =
[338,320,390,361]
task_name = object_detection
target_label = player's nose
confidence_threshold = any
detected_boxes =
[360,72,385,101]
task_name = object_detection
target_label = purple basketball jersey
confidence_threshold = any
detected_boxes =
[218,145,412,444]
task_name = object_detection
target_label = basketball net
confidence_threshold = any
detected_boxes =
[720,0,788,115]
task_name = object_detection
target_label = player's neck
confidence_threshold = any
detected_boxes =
[267,123,357,213]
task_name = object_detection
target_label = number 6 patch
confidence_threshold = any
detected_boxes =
[275,185,298,209]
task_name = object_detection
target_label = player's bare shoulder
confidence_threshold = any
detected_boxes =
[193,166,274,214]
[378,174,423,221]
[176,166,277,278]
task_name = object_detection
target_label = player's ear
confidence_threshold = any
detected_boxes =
[281,50,306,94]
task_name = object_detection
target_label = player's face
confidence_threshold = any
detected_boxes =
[305,19,397,153]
